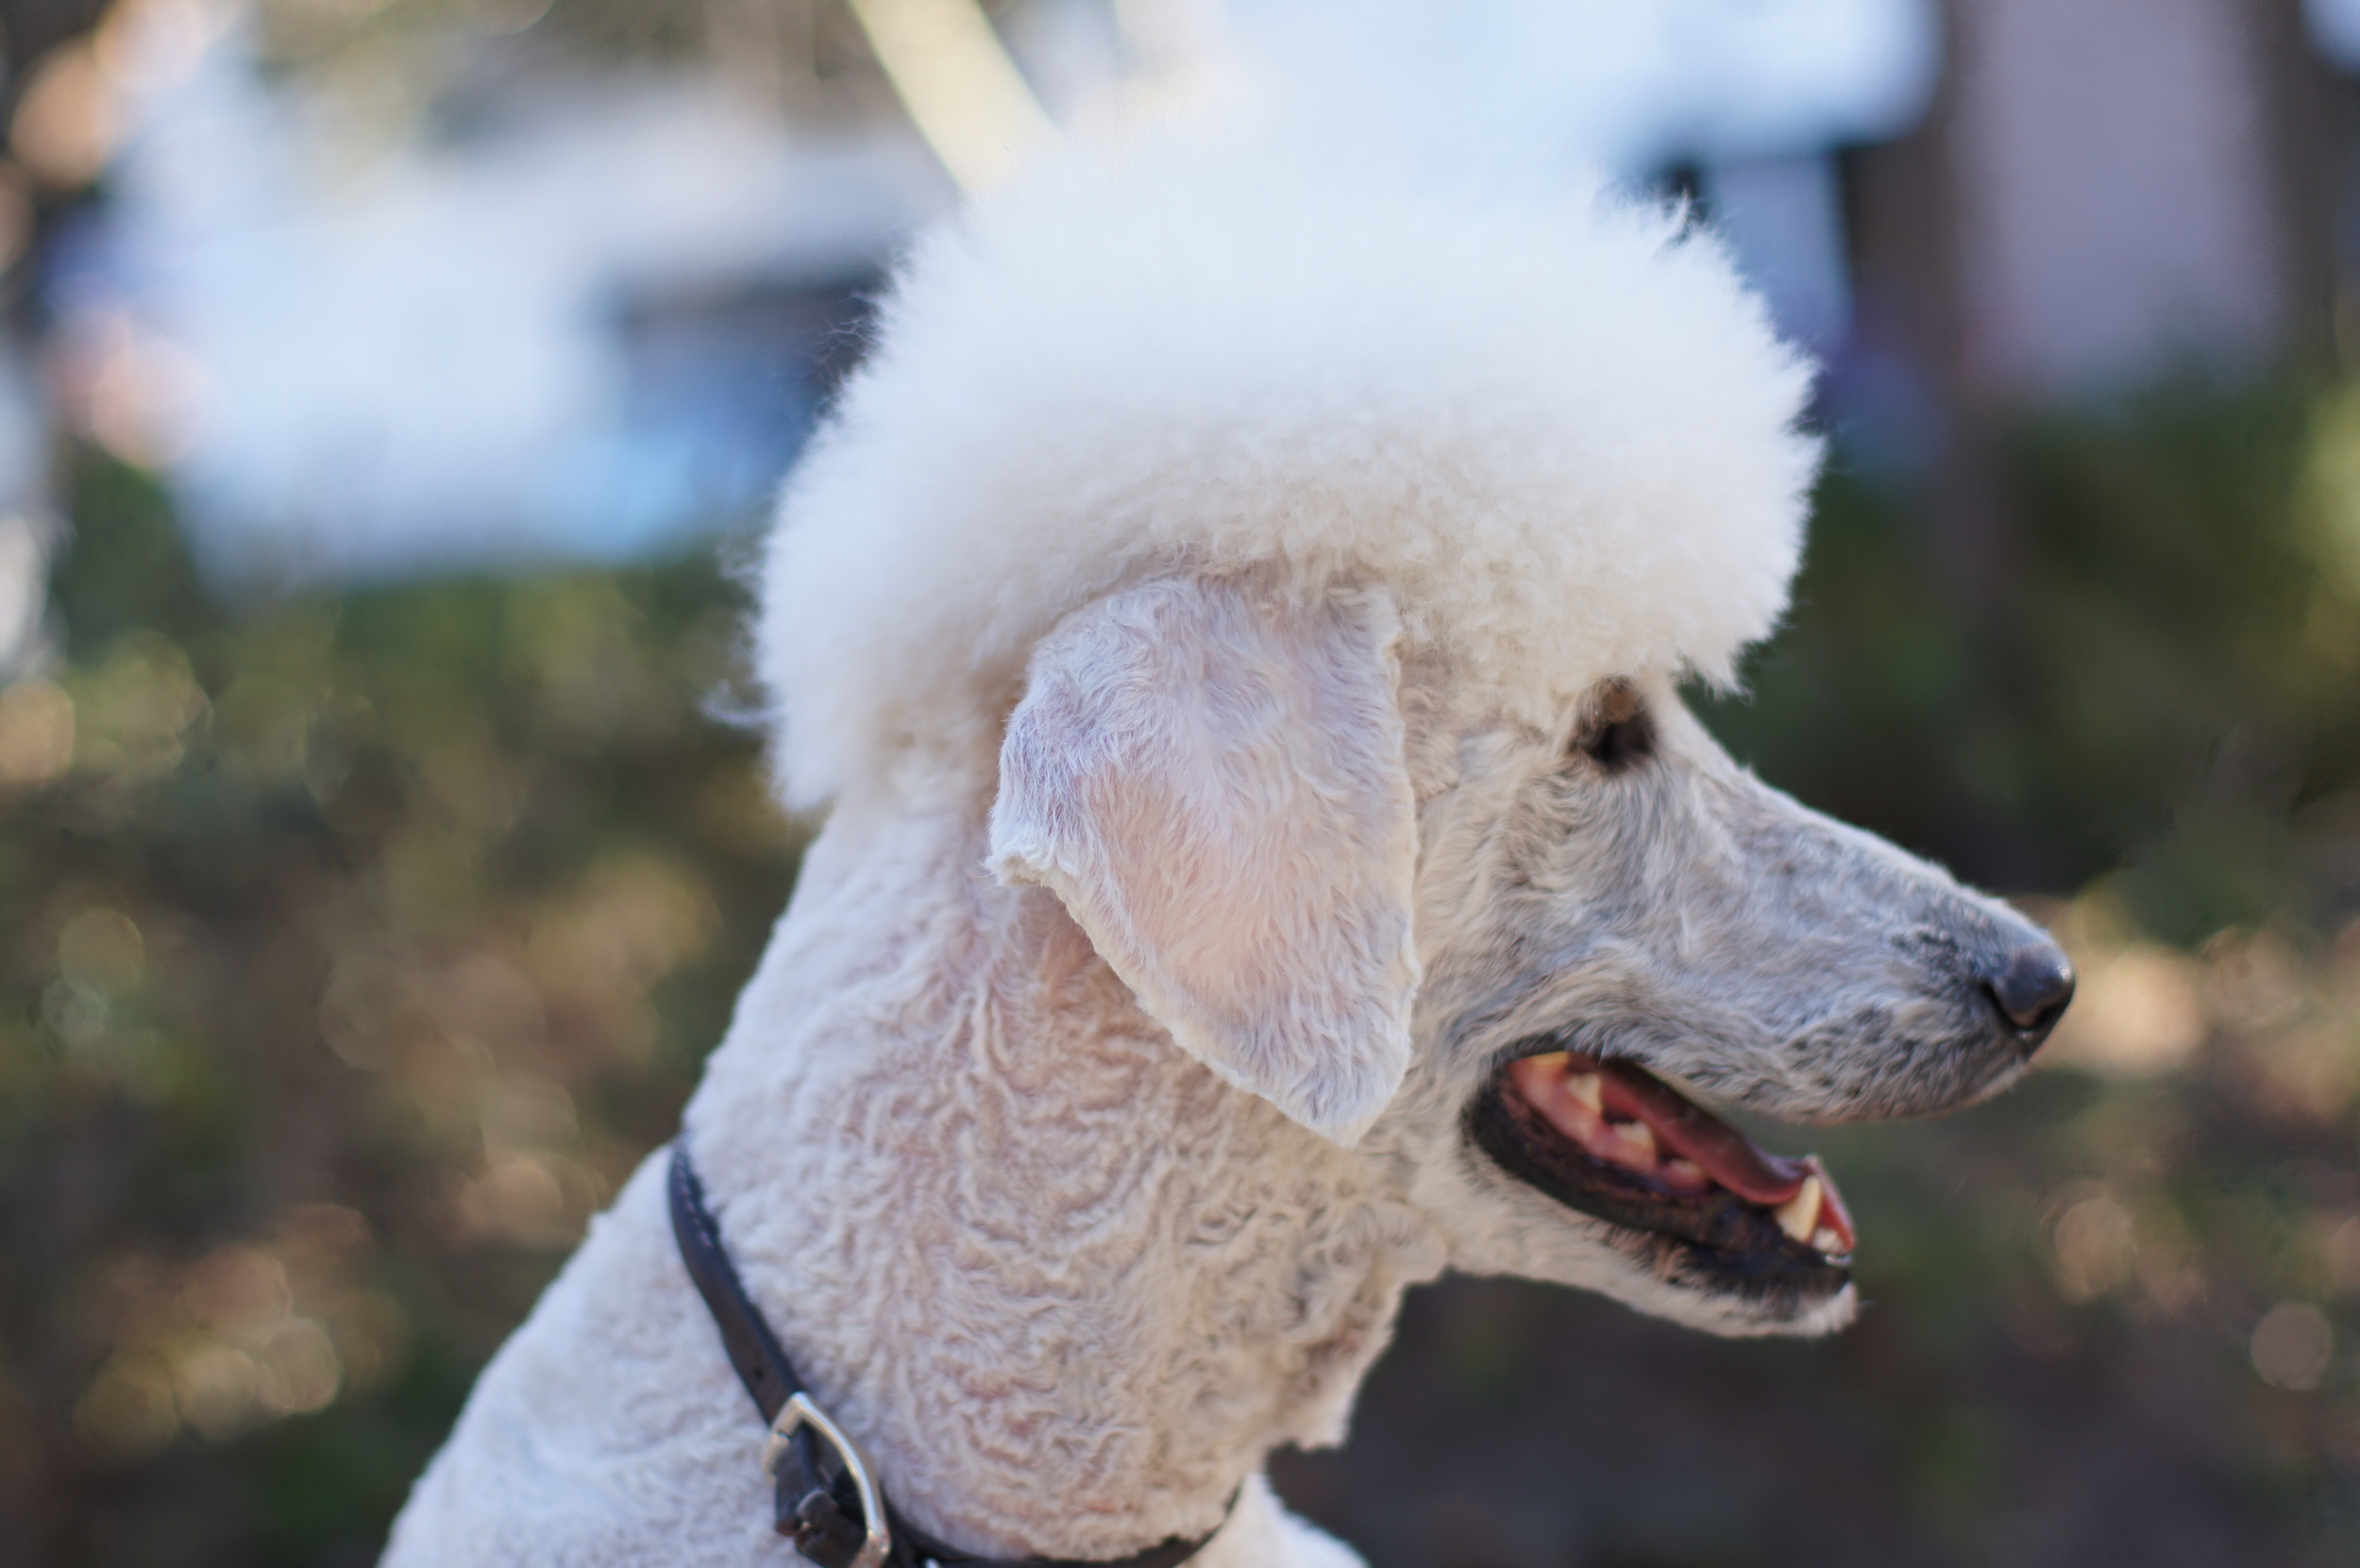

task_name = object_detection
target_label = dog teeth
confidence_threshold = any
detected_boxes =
[1613,1120,1656,1157]
[1565,1072,1604,1112]
[1660,1156,1712,1195]
[1774,1176,1823,1244]
[1812,1226,1846,1256]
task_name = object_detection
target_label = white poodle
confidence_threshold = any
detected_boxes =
[383,121,2072,1568]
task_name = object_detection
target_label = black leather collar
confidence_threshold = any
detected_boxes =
[668,1144,1235,1568]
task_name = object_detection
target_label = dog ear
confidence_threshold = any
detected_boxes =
[987,576,1421,1145]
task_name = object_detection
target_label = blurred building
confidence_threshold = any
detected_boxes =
[1230,0,1943,359]
[5,0,2358,587]
[22,0,949,584]
[1852,0,2338,414]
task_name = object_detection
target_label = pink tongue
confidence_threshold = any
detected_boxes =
[1589,1059,1809,1205]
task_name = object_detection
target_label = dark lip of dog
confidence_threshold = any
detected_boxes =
[1467,1049,1860,1317]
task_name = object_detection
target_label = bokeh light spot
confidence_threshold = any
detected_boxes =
[2250,1302,2335,1391]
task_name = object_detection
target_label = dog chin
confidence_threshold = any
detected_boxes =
[1593,1258,1863,1339]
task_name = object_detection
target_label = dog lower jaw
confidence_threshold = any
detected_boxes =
[1465,1054,1857,1330]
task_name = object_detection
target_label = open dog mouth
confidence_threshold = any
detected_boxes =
[1468,1049,1857,1302]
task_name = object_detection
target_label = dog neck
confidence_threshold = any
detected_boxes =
[684,792,1449,1560]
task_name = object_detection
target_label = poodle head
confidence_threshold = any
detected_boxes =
[760,124,2068,1337]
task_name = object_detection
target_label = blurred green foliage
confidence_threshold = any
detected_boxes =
[1,452,798,1566]
[4,377,2360,1567]
[1704,381,2360,943]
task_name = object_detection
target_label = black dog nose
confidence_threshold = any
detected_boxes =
[1979,942,2076,1049]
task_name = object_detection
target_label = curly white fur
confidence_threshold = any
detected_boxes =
[385,117,2061,1568]
[757,118,1818,808]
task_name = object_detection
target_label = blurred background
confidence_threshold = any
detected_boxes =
[3,0,2360,1563]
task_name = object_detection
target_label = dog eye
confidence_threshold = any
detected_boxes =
[1571,682,1654,771]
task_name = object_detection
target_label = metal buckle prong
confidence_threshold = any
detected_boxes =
[763,1392,892,1568]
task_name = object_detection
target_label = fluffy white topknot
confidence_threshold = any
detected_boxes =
[757,119,1819,807]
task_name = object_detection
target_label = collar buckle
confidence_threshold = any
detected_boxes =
[765,1391,893,1568]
